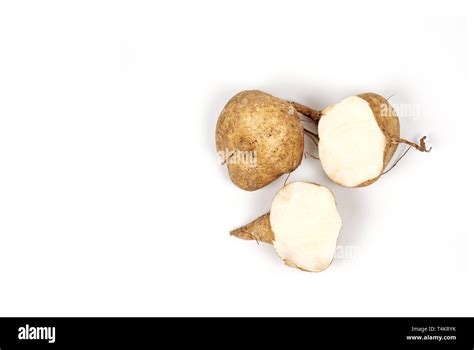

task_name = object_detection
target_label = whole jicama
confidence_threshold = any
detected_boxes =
[216,90,305,191]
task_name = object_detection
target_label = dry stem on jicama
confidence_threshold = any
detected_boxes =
[318,93,431,187]
[231,182,342,272]
[216,90,305,191]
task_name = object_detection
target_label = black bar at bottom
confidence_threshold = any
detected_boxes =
[0,317,472,349]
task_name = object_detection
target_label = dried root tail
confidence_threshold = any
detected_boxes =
[391,136,432,152]
[383,136,432,175]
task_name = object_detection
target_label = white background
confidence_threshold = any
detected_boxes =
[0,1,472,316]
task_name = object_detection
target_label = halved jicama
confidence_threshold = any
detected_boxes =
[318,93,430,187]
[231,182,342,272]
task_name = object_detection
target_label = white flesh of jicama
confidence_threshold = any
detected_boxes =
[318,96,386,187]
[270,182,342,272]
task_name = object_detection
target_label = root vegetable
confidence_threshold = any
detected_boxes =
[317,93,430,187]
[231,182,342,272]
[216,90,304,191]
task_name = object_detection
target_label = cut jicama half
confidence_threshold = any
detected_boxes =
[231,182,342,272]
[318,93,430,188]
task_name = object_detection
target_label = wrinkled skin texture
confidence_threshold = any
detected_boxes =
[216,90,304,191]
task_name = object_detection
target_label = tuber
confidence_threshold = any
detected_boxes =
[231,182,342,272]
[318,93,430,187]
[216,90,304,191]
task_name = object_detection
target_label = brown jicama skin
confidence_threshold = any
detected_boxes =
[216,90,304,191]
[230,213,273,244]
[356,93,401,186]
